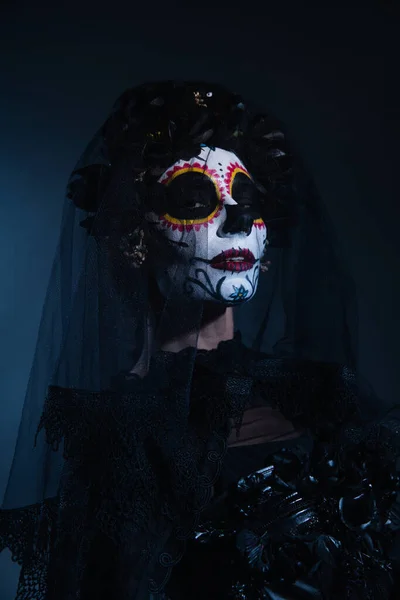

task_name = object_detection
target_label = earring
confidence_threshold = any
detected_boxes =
[260,259,272,273]
[260,239,271,273]
[119,227,148,268]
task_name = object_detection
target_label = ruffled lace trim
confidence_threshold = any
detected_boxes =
[0,499,57,600]
[2,337,399,598]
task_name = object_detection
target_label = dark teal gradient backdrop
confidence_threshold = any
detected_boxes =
[0,1,397,598]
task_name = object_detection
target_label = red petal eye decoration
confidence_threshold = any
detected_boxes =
[224,161,251,196]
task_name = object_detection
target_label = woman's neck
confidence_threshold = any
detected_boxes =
[161,305,234,352]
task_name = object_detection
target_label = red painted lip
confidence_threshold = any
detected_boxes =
[210,248,256,272]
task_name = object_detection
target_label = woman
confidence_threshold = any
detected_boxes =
[1,81,399,599]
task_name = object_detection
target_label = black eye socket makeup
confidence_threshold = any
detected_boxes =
[164,172,220,220]
[231,172,263,213]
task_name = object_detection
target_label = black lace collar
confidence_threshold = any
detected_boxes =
[112,331,258,392]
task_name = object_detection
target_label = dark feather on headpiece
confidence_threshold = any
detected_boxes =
[70,81,296,246]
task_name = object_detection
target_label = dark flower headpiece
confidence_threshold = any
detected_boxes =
[68,81,296,246]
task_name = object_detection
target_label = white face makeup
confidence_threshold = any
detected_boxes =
[145,146,267,305]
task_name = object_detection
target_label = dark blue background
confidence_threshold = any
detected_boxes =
[0,1,397,597]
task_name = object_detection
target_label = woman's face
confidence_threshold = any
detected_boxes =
[145,145,267,305]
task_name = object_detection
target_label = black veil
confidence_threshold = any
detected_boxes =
[1,81,398,599]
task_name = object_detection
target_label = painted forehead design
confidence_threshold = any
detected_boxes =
[158,147,252,197]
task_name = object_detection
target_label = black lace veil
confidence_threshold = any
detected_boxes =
[1,81,392,599]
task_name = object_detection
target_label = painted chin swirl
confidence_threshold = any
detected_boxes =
[183,265,260,305]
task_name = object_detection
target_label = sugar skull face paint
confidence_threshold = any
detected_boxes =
[145,146,267,305]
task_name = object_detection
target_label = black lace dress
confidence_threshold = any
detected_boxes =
[164,338,400,600]
[1,336,399,600]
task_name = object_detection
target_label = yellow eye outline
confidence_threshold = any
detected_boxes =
[225,163,265,228]
[226,165,250,197]
[160,163,224,227]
